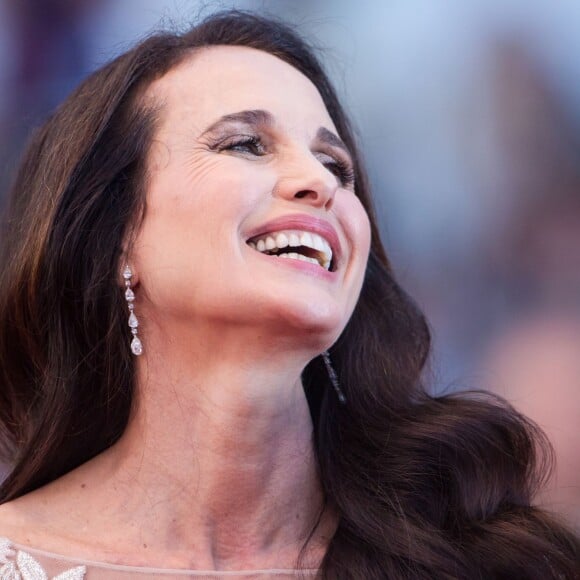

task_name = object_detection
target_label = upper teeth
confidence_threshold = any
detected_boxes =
[248,230,333,270]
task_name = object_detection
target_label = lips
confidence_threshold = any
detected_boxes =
[246,215,341,272]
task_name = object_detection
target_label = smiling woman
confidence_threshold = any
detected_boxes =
[0,10,578,580]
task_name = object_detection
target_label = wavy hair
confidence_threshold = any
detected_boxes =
[0,10,578,579]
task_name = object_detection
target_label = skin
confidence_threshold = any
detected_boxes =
[0,46,371,570]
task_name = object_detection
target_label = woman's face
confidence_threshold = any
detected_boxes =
[133,46,370,349]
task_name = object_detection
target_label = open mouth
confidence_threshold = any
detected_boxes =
[247,229,334,271]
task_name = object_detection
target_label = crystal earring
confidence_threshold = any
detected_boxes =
[123,265,143,356]
[322,351,346,404]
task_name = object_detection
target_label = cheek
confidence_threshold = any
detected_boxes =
[341,194,371,260]
[141,156,270,241]
[132,160,274,304]
[340,196,371,320]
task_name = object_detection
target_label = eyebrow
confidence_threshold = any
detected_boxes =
[201,109,353,159]
[315,127,350,157]
[201,109,274,135]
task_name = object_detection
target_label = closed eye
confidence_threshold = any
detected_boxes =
[317,154,356,189]
[217,135,267,156]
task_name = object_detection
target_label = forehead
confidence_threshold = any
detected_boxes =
[146,45,337,135]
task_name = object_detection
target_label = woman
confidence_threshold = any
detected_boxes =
[0,10,578,579]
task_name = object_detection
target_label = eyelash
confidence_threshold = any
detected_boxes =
[217,135,266,156]
[322,157,356,188]
[216,135,356,188]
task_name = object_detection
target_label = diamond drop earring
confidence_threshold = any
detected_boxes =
[322,351,346,404]
[123,265,143,356]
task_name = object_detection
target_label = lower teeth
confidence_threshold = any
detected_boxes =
[278,253,322,267]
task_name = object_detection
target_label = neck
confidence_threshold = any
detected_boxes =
[83,324,335,570]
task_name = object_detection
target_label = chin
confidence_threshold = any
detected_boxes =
[270,298,347,348]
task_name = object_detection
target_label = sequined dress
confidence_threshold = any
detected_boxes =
[0,538,319,579]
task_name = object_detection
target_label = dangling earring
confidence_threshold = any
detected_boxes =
[123,265,143,356]
[322,351,346,404]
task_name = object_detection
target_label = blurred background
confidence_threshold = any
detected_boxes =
[0,0,578,528]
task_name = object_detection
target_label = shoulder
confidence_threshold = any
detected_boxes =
[0,486,89,553]
[0,534,87,580]
[0,500,45,549]
[0,490,132,566]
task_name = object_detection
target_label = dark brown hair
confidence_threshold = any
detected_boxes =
[0,10,578,579]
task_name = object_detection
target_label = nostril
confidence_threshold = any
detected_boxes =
[294,190,311,199]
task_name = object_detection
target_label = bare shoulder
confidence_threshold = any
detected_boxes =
[0,479,93,554]
[0,472,125,561]
[0,494,56,548]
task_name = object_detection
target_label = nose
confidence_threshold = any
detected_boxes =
[273,150,338,211]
